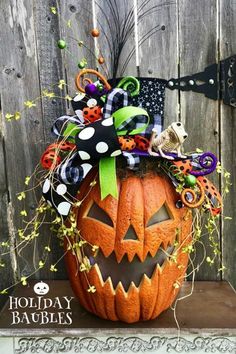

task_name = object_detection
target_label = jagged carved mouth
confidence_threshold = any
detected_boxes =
[87,243,175,291]
[82,201,177,291]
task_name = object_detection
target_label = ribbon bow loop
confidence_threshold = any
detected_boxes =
[42,102,150,216]
[75,117,121,161]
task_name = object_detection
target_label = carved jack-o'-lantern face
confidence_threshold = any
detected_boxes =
[65,171,192,323]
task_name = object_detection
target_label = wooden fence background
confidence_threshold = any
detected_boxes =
[0,0,235,309]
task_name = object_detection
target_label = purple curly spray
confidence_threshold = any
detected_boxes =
[190,152,217,176]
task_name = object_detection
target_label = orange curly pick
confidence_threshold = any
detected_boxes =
[181,180,205,208]
[75,69,111,93]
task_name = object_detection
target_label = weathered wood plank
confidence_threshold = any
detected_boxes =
[178,0,220,280]
[0,106,14,309]
[95,0,137,79]
[93,0,112,78]
[0,0,69,284]
[219,0,236,290]
[33,0,69,280]
[138,0,179,127]
[0,0,49,285]
[60,0,96,104]
[34,0,66,143]
[116,0,138,77]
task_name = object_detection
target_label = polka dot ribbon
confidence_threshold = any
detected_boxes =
[42,106,149,217]
[75,117,121,161]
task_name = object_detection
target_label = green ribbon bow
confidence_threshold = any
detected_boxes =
[99,106,149,199]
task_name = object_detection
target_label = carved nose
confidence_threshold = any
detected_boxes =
[183,134,188,139]
[123,225,138,240]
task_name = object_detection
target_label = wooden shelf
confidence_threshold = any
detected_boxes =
[0,281,235,337]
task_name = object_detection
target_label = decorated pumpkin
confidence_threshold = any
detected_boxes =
[65,168,192,323]
[37,63,221,325]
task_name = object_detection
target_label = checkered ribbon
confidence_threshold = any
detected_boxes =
[142,114,163,136]
[122,152,140,170]
[103,88,129,119]
[120,113,163,137]
[58,151,141,185]
[103,86,162,136]
[52,115,85,138]
[190,153,203,168]
[109,77,166,136]
[117,115,141,133]
[56,152,84,184]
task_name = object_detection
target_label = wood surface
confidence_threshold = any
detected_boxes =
[0,127,13,310]
[0,280,235,335]
[0,0,49,291]
[0,0,235,309]
[60,0,96,101]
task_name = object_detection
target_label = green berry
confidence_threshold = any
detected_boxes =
[185,174,197,187]
[78,61,85,69]
[57,39,66,49]
[97,83,104,91]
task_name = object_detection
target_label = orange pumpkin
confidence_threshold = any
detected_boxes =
[65,170,192,323]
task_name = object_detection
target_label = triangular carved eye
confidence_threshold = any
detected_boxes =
[87,202,113,227]
[146,204,171,227]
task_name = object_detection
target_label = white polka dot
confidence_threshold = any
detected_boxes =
[74,93,85,102]
[110,149,121,157]
[43,179,50,194]
[57,202,71,216]
[81,163,93,176]
[78,127,95,140]
[56,184,67,195]
[87,98,97,107]
[78,151,91,160]
[101,117,113,126]
[75,109,84,119]
[96,142,108,153]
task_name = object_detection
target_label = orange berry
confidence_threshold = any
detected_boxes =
[98,57,105,64]
[91,29,100,37]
